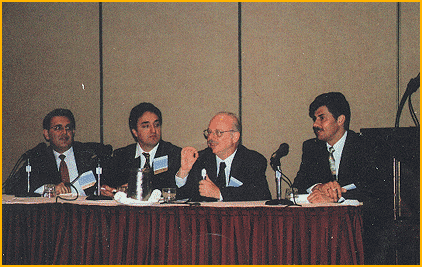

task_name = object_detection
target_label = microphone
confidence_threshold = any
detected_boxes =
[266,143,295,206]
[84,144,113,201]
[270,143,289,171]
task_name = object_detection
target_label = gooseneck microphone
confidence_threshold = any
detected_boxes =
[5,143,47,197]
[270,143,289,170]
[266,143,295,206]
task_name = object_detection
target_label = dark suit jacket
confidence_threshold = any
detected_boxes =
[177,145,271,201]
[105,140,181,190]
[292,130,389,202]
[4,141,112,196]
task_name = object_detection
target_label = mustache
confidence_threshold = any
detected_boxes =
[207,140,218,146]
[313,127,322,132]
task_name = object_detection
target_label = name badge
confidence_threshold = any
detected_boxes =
[153,155,168,175]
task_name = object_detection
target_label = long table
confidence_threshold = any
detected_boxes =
[2,195,364,264]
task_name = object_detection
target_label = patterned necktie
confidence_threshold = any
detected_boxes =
[141,153,153,197]
[328,147,337,180]
[216,162,226,188]
[142,153,151,174]
[59,154,70,183]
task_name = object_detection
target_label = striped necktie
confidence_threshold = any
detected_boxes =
[328,147,337,180]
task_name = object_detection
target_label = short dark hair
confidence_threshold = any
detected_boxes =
[43,109,76,130]
[129,102,162,131]
[309,92,351,130]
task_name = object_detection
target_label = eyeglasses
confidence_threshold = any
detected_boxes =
[203,129,237,139]
[50,125,74,132]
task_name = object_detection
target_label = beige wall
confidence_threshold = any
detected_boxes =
[3,2,419,198]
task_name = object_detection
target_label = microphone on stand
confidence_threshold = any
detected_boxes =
[86,144,113,200]
[266,143,294,206]
[12,143,47,197]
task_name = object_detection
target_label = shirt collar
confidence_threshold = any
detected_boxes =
[135,142,159,160]
[53,146,74,160]
[326,130,348,152]
[216,149,237,167]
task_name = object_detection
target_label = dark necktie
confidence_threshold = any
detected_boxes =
[142,152,152,174]
[141,153,153,197]
[216,162,226,188]
[328,147,337,180]
[59,154,70,183]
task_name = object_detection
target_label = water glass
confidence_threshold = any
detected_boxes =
[162,188,176,203]
[43,184,56,198]
[285,187,298,201]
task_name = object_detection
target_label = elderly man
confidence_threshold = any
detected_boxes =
[101,102,181,197]
[3,108,112,196]
[176,112,271,201]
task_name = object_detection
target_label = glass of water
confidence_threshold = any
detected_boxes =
[161,188,176,203]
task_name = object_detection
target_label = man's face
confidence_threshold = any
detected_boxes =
[206,114,240,160]
[131,111,162,152]
[43,116,75,153]
[312,106,345,146]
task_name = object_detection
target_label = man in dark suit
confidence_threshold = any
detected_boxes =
[101,103,181,197]
[292,92,395,264]
[292,92,386,203]
[176,112,271,201]
[3,108,112,196]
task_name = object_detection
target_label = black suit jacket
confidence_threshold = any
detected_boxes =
[292,130,388,202]
[4,141,112,196]
[177,145,271,201]
[105,140,181,190]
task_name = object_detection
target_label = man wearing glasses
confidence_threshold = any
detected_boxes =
[3,108,112,196]
[175,112,271,201]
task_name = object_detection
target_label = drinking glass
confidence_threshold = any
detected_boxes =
[43,184,56,198]
[162,188,176,203]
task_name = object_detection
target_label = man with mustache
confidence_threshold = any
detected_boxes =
[175,112,271,201]
[292,92,386,203]
[4,108,112,196]
[101,102,182,197]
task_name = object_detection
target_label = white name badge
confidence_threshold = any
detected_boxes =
[153,155,168,175]
[228,177,243,187]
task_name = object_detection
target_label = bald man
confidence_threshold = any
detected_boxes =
[176,112,271,202]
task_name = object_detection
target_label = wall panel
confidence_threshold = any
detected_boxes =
[2,2,100,181]
[102,2,239,151]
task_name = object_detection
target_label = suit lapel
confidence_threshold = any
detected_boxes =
[204,151,218,182]
[229,146,243,182]
[338,132,354,183]
[46,146,61,181]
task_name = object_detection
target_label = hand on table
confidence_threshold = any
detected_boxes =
[310,181,347,203]
[101,184,117,197]
[55,182,71,195]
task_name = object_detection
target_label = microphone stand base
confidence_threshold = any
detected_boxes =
[86,195,113,200]
[265,199,294,206]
